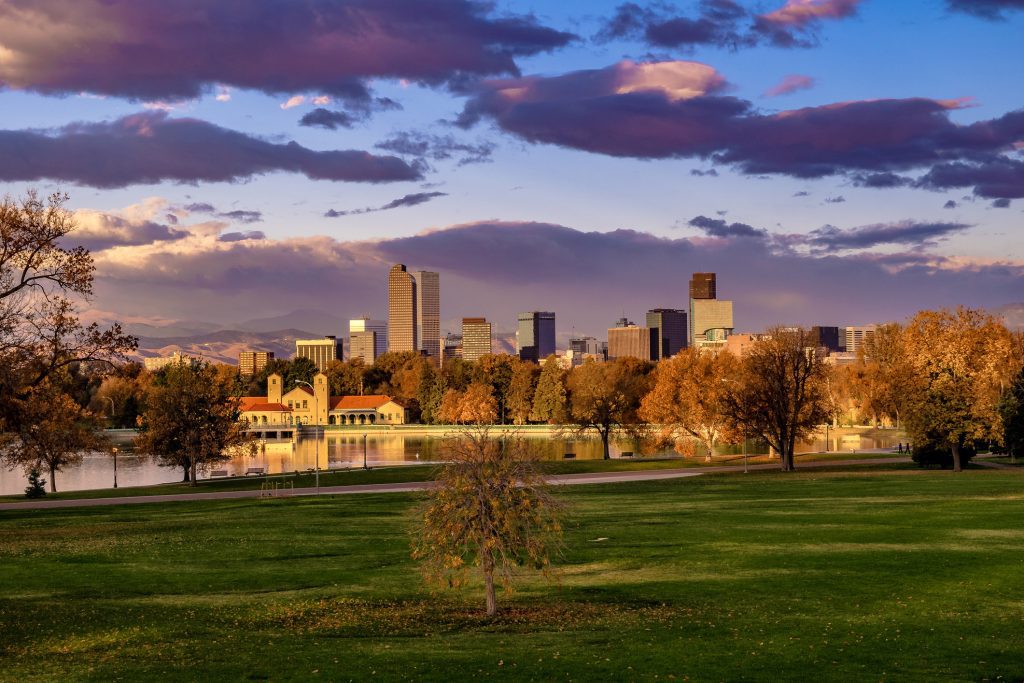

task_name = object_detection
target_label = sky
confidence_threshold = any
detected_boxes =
[1,0,1022,340]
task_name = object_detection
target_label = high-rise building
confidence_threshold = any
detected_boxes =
[689,272,717,300]
[461,317,492,362]
[239,350,274,376]
[516,311,556,362]
[809,326,842,353]
[646,309,688,360]
[569,336,607,359]
[608,324,656,361]
[295,336,342,370]
[440,333,463,367]
[349,317,387,362]
[844,325,877,356]
[691,299,734,345]
[413,270,440,361]
[388,264,417,353]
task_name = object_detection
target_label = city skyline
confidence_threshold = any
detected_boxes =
[1,1,1021,338]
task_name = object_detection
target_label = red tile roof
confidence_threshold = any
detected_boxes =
[329,395,403,410]
[240,397,292,412]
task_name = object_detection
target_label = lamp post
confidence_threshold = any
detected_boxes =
[111,447,119,488]
[362,432,368,470]
[295,380,319,495]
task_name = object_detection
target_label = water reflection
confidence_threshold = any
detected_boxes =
[0,427,903,495]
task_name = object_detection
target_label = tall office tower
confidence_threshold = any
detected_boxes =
[844,325,877,356]
[239,350,274,377]
[691,299,734,345]
[440,333,463,367]
[388,264,417,353]
[295,336,342,371]
[516,311,556,362]
[646,309,688,360]
[413,270,440,361]
[461,317,492,362]
[608,324,656,361]
[349,331,377,364]
[809,326,841,353]
[689,272,717,300]
[349,317,387,361]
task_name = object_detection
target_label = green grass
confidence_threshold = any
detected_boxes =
[2,468,1023,681]
[0,450,903,502]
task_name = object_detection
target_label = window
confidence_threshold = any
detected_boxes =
[303,400,308,409]
[287,401,293,408]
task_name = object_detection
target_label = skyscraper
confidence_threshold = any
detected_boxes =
[295,336,342,370]
[238,350,274,377]
[388,264,417,353]
[844,325,877,355]
[646,309,688,360]
[461,317,492,362]
[689,272,717,300]
[809,326,841,353]
[413,270,440,362]
[608,324,656,361]
[689,272,733,346]
[516,311,555,362]
[349,317,387,362]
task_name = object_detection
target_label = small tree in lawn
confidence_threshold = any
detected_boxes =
[24,468,47,498]
[411,428,564,617]
[640,348,739,461]
[136,359,254,484]
[2,378,101,493]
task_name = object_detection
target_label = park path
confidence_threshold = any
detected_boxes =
[0,456,914,512]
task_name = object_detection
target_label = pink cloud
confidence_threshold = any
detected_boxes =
[764,74,816,97]
[760,0,862,27]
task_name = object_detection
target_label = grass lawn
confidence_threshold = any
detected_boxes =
[0,449,903,502]
[4,468,1020,681]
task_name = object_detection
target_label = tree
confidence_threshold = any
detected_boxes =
[507,360,539,425]
[24,468,46,498]
[1000,367,1024,461]
[437,383,497,424]
[90,374,146,428]
[411,428,563,617]
[2,377,102,492]
[0,191,136,426]
[902,308,1014,471]
[723,327,831,471]
[640,348,739,460]
[135,360,254,484]
[473,354,517,424]
[850,323,914,427]
[566,358,652,459]
[530,356,567,424]
[324,358,366,396]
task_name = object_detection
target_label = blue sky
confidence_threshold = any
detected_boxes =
[0,0,1021,335]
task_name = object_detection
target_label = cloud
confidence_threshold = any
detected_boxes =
[793,190,810,197]
[219,210,263,224]
[0,111,422,187]
[376,131,496,166]
[459,59,1024,198]
[764,74,815,97]
[946,0,1024,19]
[299,109,358,130]
[944,200,958,209]
[804,220,971,252]
[992,198,1012,208]
[324,192,448,217]
[88,217,1021,334]
[916,157,1024,199]
[825,195,846,203]
[597,0,861,50]
[280,95,306,110]
[852,172,912,188]
[70,202,191,251]
[299,98,403,130]
[689,215,768,239]
[0,0,575,100]
[690,168,719,177]
[218,231,266,242]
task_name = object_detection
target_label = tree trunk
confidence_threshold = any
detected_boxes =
[705,439,715,463]
[601,428,610,460]
[951,441,962,472]
[483,562,497,617]
[190,461,198,486]
[49,465,57,492]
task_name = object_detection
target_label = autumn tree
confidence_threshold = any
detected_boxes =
[641,348,739,460]
[136,360,254,484]
[506,360,539,425]
[412,428,563,617]
[0,190,136,426]
[902,308,1014,471]
[530,356,567,424]
[324,358,366,396]
[1,377,102,492]
[566,358,653,459]
[90,373,146,428]
[437,383,497,425]
[850,323,914,427]
[473,354,517,424]
[723,327,831,471]
[1000,366,1024,460]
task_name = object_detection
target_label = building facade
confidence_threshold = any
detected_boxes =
[608,325,656,361]
[646,308,688,360]
[413,270,440,362]
[239,350,274,377]
[240,372,407,427]
[349,317,386,362]
[689,272,717,300]
[809,326,842,353]
[295,336,342,371]
[349,331,377,364]
[569,335,607,358]
[516,311,556,362]
[388,264,417,353]
[440,333,463,367]
[461,317,492,361]
[691,298,734,345]
[143,351,195,371]
[844,325,877,356]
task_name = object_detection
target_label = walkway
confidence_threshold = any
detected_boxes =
[0,456,915,512]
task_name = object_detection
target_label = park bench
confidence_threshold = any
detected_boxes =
[210,470,229,478]
[620,452,634,458]
[563,453,576,460]
[246,467,266,476]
